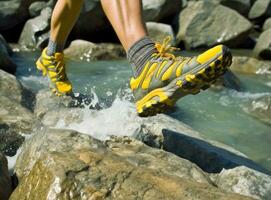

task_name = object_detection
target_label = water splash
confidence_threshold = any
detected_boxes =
[55,90,142,141]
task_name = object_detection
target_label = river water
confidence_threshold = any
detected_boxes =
[13,51,271,171]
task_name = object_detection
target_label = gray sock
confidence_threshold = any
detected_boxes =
[46,38,65,56]
[127,37,157,77]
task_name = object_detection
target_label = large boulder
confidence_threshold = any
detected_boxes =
[18,7,52,49]
[243,95,271,126]
[0,70,34,156]
[0,0,40,31]
[0,153,12,200]
[146,22,176,45]
[176,1,252,49]
[214,166,271,200]
[263,18,271,30]
[28,1,48,17]
[34,90,270,176]
[249,0,271,20]
[231,56,271,74]
[0,35,16,74]
[64,40,126,61]
[254,28,271,60]
[10,129,252,200]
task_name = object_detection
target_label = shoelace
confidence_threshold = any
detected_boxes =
[154,36,180,60]
[47,55,67,81]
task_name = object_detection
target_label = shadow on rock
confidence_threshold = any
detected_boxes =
[161,128,271,175]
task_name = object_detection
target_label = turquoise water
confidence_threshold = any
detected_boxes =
[13,51,271,171]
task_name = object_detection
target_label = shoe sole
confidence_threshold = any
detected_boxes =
[136,46,232,117]
[36,60,72,96]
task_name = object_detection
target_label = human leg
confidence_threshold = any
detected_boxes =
[101,0,232,116]
[36,0,84,95]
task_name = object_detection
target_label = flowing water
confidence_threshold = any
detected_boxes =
[12,51,271,171]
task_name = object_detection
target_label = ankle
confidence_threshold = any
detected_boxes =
[127,37,157,77]
[46,38,65,56]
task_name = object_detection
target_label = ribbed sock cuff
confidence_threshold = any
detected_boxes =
[46,37,65,56]
[127,36,157,77]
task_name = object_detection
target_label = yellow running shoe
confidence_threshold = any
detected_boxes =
[130,37,232,117]
[36,48,72,96]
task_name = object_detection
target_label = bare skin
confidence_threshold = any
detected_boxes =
[50,0,84,45]
[101,0,148,51]
[50,0,147,51]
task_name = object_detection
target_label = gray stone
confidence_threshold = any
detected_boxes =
[243,95,271,126]
[64,40,126,61]
[254,28,271,60]
[142,0,185,22]
[0,0,39,31]
[34,90,102,128]
[11,129,252,200]
[137,114,271,175]
[0,69,34,156]
[146,22,176,45]
[0,35,16,74]
[177,1,252,49]
[220,0,251,16]
[249,0,271,19]
[263,18,271,30]
[214,166,271,200]
[18,7,52,49]
[28,1,47,17]
[231,56,271,74]
[0,153,12,200]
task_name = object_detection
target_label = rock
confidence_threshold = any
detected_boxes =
[0,153,12,200]
[263,18,271,30]
[249,0,271,20]
[11,129,252,200]
[244,95,271,126]
[254,28,271,60]
[231,56,271,74]
[142,0,184,22]
[0,35,17,74]
[64,40,126,61]
[214,166,271,200]
[18,7,52,49]
[213,70,243,91]
[220,0,251,16]
[0,69,35,156]
[34,90,101,127]
[136,114,271,175]
[146,22,176,45]
[34,89,270,176]
[176,1,252,49]
[28,1,48,17]
[72,0,185,40]
[0,0,39,31]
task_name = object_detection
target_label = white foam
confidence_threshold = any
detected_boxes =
[55,94,142,141]
[20,75,48,86]
[7,147,22,173]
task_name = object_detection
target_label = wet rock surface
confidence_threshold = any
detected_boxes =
[0,69,34,156]
[231,56,271,74]
[10,129,252,200]
[244,95,271,126]
[176,1,252,49]
[0,153,12,200]
[254,28,271,60]
[213,166,271,200]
